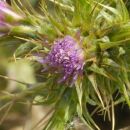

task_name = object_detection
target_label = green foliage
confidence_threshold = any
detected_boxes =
[1,0,130,130]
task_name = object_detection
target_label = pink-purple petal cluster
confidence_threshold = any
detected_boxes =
[0,1,22,22]
[0,1,6,21]
[0,1,22,36]
[42,36,84,84]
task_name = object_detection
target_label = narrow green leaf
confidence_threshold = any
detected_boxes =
[88,74,105,108]
[88,63,116,80]
[14,42,36,57]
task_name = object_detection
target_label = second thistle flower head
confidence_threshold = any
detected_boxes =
[42,36,85,84]
[0,1,22,22]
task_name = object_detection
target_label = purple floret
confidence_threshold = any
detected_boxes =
[0,1,6,21]
[0,1,22,21]
[40,36,85,84]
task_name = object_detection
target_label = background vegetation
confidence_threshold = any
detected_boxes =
[1,0,130,130]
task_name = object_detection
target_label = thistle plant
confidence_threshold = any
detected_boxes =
[1,0,130,130]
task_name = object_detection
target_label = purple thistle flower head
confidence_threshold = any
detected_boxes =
[41,36,85,85]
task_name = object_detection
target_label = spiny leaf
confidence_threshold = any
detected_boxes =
[88,63,116,80]
[88,74,105,108]
[14,42,36,57]
[47,0,74,12]
[75,79,83,114]
[118,81,130,107]
[116,0,129,21]
[102,58,120,68]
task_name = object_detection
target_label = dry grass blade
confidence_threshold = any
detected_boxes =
[0,74,30,85]
[31,107,54,130]
[0,101,14,125]
[0,101,12,112]
[88,74,105,108]
[111,100,115,130]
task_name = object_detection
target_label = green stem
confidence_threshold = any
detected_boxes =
[0,75,30,85]
[48,0,74,12]
[0,83,47,101]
